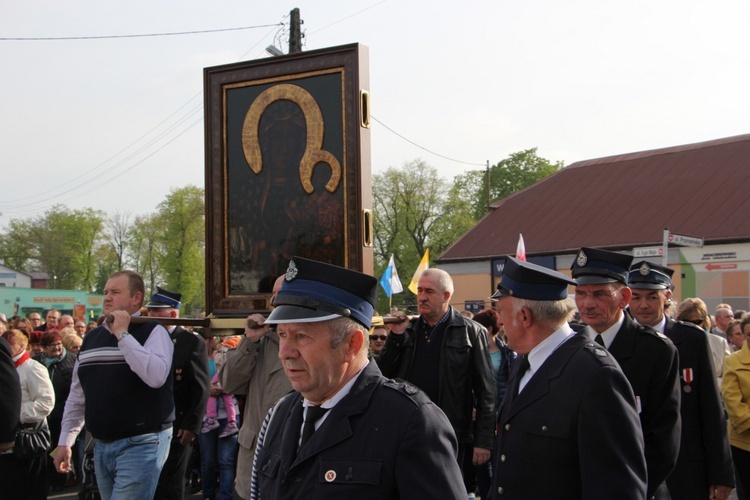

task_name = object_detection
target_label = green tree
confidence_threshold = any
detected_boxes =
[373,159,477,313]
[156,186,205,315]
[465,148,564,219]
[20,206,105,290]
[127,213,164,295]
[0,219,37,271]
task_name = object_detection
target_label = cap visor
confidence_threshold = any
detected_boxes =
[145,303,172,309]
[574,275,619,285]
[490,287,512,300]
[265,305,342,324]
[628,282,668,290]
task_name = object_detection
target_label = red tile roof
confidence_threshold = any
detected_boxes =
[439,134,750,262]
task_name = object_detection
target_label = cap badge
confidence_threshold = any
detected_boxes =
[639,262,650,276]
[285,260,299,281]
[576,250,588,267]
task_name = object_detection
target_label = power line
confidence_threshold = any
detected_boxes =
[0,23,283,41]
[371,115,485,167]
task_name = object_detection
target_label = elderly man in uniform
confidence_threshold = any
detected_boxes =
[251,257,466,499]
[147,286,210,500]
[629,261,734,500]
[490,256,646,498]
[572,247,681,500]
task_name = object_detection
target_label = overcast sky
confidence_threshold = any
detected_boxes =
[2,0,749,231]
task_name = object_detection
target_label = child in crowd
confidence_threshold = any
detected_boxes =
[201,336,241,438]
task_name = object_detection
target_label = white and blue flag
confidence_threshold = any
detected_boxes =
[379,254,403,297]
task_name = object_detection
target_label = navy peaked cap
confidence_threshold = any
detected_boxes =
[492,256,577,301]
[265,256,378,329]
[571,247,632,285]
[628,260,674,290]
[146,286,182,309]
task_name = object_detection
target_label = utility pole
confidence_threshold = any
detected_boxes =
[289,8,303,53]
[486,160,491,213]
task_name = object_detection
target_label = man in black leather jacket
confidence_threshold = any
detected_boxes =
[378,268,495,495]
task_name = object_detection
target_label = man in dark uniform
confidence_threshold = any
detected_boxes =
[490,256,647,498]
[572,247,681,500]
[148,286,210,500]
[251,257,466,499]
[629,261,734,500]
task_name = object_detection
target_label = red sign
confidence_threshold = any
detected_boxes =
[705,263,737,271]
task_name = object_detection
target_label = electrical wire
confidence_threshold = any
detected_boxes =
[0,23,281,216]
[0,24,283,41]
[371,115,485,167]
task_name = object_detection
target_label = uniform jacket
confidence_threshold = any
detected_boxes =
[663,318,734,498]
[377,307,496,448]
[722,342,750,452]
[491,332,647,499]
[170,326,210,434]
[605,312,681,498]
[252,361,466,499]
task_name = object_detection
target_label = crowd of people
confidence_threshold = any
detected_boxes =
[2,254,750,499]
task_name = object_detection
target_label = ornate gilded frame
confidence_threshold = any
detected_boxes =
[204,43,372,316]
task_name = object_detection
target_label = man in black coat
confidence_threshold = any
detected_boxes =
[572,247,681,500]
[629,260,734,500]
[0,336,21,453]
[251,257,466,499]
[490,256,647,498]
[148,286,210,500]
[378,268,495,495]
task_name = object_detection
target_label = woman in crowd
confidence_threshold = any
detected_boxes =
[39,329,77,490]
[722,317,750,495]
[0,329,55,499]
[727,320,745,352]
[471,308,517,500]
[11,316,33,337]
[677,298,732,384]
[62,332,83,356]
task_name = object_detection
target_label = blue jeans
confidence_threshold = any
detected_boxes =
[94,427,172,500]
[198,418,238,500]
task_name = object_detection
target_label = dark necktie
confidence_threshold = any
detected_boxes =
[594,334,605,347]
[511,355,530,398]
[300,405,329,450]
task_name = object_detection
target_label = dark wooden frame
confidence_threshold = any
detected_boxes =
[204,43,372,316]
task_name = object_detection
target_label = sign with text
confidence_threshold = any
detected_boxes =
[634,246,664,258]
[668,233,704,247]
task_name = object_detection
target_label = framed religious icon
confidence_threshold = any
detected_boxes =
[204,43,373,316]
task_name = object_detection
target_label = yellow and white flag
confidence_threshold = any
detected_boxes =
[408,249,430,294]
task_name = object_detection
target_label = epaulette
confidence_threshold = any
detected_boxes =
[582,341,612,363]
[635,324,671,343]
[382,378,431,407]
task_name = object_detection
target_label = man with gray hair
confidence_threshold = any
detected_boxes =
[714,306,735,338]
[251,257,465,498]
[490,257,646,498]
[379,268,495,497]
